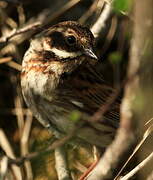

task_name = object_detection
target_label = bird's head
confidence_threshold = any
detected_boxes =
[23,21,98,76]
[31,21,97,61]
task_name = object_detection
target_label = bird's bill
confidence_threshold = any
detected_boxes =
[84,48,98,60]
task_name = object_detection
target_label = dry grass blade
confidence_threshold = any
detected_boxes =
[6,61,22,71]
[0,156,8,180]
[145,118,153,126]
[100,16,117,56]
[17,5,26,26]
[79,0,100,24]
[21,110,33,180]
[115,122,153,180]
[0,129,22,180]
[73,161,88,173]
[0,57,12,64]
[120,152,153,180]
[15,92,24,137]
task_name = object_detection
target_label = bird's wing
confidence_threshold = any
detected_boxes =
[59,62,121,128]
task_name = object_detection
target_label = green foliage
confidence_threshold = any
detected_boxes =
[69,110,81,122]
[108,51,122,64]
[113,0,133,13]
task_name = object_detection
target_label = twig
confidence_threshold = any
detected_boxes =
[55,146,72,180]
[79,0,99,24]
[21,110,33,180]
[0,0,81,54]
[6,61,22,71]
[79,161,98,180]
[0,156,8,180]
[73,161,87,173]
[86,128,135,180]
[8,131,75,166]
[15,86,25,137]
[6,16,18,29]
[0,108,29,115]
[91,0,113,38]
[0,0,81,44]
[0,129,22,180]
[0,22,41,43]
[114,123,153,179]
[0,56,22,72]
[120,152,153,180]
[100,16,117,56]
[0,57,12,64]
[17,4,26,26]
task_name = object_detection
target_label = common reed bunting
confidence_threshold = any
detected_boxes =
[21,21,120,147]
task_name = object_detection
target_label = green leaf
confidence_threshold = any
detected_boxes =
[113,0,133,13]
[69,111,81,122]
[108,51,122,64]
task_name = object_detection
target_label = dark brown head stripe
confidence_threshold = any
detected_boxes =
[47,30,82,52]
[44,21,94,52]
[52,21,94,43]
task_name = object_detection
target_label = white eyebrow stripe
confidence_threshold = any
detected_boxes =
[50,48,82,58]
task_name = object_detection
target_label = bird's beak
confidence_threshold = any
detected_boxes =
[84,48,98,60]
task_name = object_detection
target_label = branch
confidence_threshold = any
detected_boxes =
[0,22,41,43]
[86,128,135,180]
[7,132,75,166]
[91,0,113,38]
[55,146,72,180]
[0,0,81,53]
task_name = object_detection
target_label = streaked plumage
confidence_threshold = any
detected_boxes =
[21,21,120,147]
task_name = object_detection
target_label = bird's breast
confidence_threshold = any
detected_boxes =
[21,66,59,103]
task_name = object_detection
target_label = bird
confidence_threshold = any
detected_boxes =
[21,21,120,148]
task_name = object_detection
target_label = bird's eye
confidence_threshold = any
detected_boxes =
[66,35,76,46]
